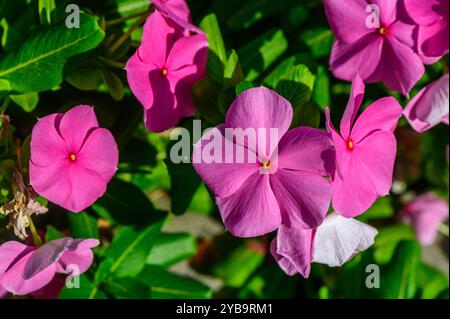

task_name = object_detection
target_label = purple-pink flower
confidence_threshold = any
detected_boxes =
[29,105,119,213]
[404,74,449,133]
[404,0,449,63]
[193,87,334,238]
[401,192,449,246]
[0,237,99,296]
[151,0,202,33]
[271,213,377,278]
[324,0,425,96]
[325,75,403,218]
[126,10,208,132]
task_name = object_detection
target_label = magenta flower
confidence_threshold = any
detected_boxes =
[404,0,449,63]
[401,192,449,246]
[126,11,208,132]
[324,0,425,96]
[271,213,377,278]
[0,238,99,296]
[192,87,334,238]
[29,105,119,213]
[151,0,202,33]
[325,75,402,217]
[404,74,449,132]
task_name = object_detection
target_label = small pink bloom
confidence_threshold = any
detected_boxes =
[151,0,202,33]
[404,74,449,132]
[30,105,119,213]
[401,192,449,246]
[404,0,449,63]
[0,238,99,296]
[193,87,334,238]
[126,11,208,133]
[324,0,425,96]
[325,75,403,217]
[271,213,377,278]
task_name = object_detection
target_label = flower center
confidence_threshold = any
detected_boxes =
[161,67,168,77]
[346,139,354,151]
[261,160,271,169]
[68,153,77,162]
[379,27,387,36]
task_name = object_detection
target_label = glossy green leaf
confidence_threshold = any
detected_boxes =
[10,92,39,112]
[68,212,99,239]
[275,64,315,108]
[147,232,197,267]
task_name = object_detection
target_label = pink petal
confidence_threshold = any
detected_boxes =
[420,19,449,60]
[312,213,378,266]
[58,239,100,275]
[323,0,371,43]
[0,242,34,274]
[339,74,365,139]
[225,87,293,158]
[31,275,66,299]
[30,114,67,167]
[192,125,259,199]
[166,34,208,72]
[270,225,314,278]
[152,0,203,34]
[370,0,397,26]
[0,286,6,298]
[139,11,178,66]
[351,96,403,142]
[59,105,99,153]
[276,127,335,176]
[404,0,447,26]
[78,128,119,182]
[0,250,56,296]
[404,74,449,132]
[391,20,416,49]
[329,35,383,91]
[216,173,281,238]
[368,36,424,97]
[270,169,331,229]
[170,64,204,117]
[126,53,158,110]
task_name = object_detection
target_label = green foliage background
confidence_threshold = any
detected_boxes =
[0,0,448,299]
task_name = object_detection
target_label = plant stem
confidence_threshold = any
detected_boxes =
[107,9,152,54]
[99,56,126,69]
[106,9,150,27]
[29,217,43,247]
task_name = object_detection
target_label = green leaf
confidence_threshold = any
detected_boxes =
[381,240,420,299]
[104,278,150,299]
[275,64,315,108]
[358,197,394,222]
[0,13,105,93]
[192,78,224,126]
[65,64,103,91]
[68,212,99,239]
[140,265,212,299]
[291,102,320,128]
[312,65,330,110]
[59,275,107,299]
[101,68,124,101]
[299,28,334,58]
[38,0,56,25]
[227,0,299,30]
[92,178,166,227]
[416,263,449,299]
[223,50,244,88]
[238,29,288,81]
[373,224,415,264]
[212,243,265,288]
[103,222,164,278]
[199,13,227,83]
[45,225,65,241]
[147,232,197,267]
[10,92,39,112]
[235,81,253,96]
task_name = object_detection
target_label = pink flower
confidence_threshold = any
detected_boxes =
[271,213,377,278]
[404,0,449,63]
[151,0,202,33]
[126,11,208,133]
[192,87,334,238]
[324,0,425,96]
[401,192,449,246]
[30,105,119,213]
[404,74,449,132]
[0,238,99,296]
[325,75,402,217]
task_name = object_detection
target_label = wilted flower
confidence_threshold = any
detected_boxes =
[401,192,449,246]
[193,87,334,238]
[271,213,378,278]
[403,74,449,133]
[325,75,403,217]
[126,11,208,132]
[0,237,99,296]
[324,0,425,96]
[29,105,119,213]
